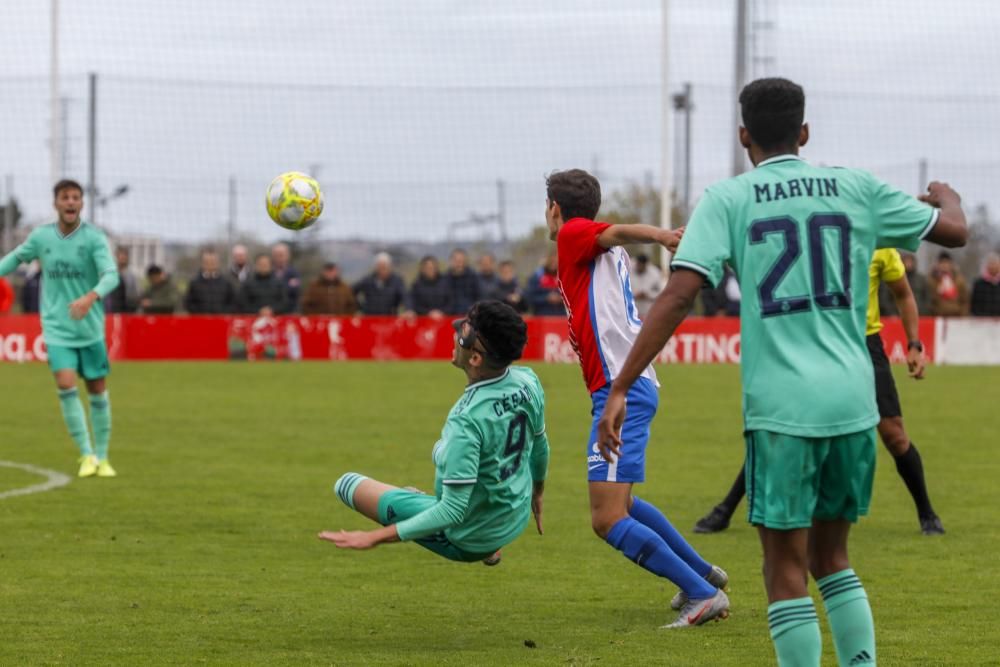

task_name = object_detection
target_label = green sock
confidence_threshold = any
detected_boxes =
[819,569,875,666]
[768,597,822,667]
[88,391,112,461]
[58,388,93,457]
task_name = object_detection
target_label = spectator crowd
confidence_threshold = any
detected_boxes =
[11,243,1000,319]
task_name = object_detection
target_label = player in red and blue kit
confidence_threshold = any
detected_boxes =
[545,169,730,628]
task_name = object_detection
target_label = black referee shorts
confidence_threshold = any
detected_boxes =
[867,333,902,419]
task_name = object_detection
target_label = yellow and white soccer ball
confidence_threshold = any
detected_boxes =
[265,172,324,230]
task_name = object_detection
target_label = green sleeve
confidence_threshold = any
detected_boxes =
[671,189,732,287]
[529,430,549,482]
[0,233,38,276]
[91,233,120,298]
[528,374,549,481]
[395,483,474,541]
[867,174,939,252]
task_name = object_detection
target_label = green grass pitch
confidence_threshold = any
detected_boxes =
[0,361,997,665]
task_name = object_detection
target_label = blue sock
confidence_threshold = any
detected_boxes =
[606,517,716,599]
[630,496,712,578]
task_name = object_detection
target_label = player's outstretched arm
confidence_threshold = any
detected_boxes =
[529,434,548,535]
[597,224,684,253]
[319,484,475,551]
[318,524,400,549]
[0,234,38,277]
[595,269,703,461]
[920,181,968,248]
[887,275,926,379]
[0,251,22,277]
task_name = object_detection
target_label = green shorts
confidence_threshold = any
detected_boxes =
[377,489,495,563]
[46,342,110,381]
[745,429,876,529]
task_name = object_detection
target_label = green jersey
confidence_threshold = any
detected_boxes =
[0,222,118,347]
[404,366,549,553]
[673,155,937,437]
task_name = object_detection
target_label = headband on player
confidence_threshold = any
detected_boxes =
[452,317,500,361]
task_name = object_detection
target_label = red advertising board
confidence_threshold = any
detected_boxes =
[0,314,937,364]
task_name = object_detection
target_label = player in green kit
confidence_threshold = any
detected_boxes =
[597,79,967,666]
[0,180,120,478]
[319,300,547,563]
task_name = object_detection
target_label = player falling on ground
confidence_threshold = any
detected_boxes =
[319,300,546,564]
[544,169,729,629]
[0,179,120,478]
[597,78,966,666]
[694,248,945,536]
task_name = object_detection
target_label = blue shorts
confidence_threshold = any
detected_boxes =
[586,377,659,483]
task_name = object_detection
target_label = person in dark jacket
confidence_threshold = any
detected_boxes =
[353,252,406,315]
[445,248,481,315]
[407,256,451,316]
[477,253,501,300]
[20,261,41,313]
[272,242,302,313]
[185,249,237,314]
[971,252,1000,316]
[495,260,527,313]
[238,254,289,315]
[526,252,565,316]
[106,246,139,313]
[302,262,357,315]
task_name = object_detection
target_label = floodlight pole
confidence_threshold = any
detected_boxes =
[228,176,237,248]
[50,0,60,186]
[3,175,13,254]
[660,0,674,274]
[87,72,98,224]
[732,0,749,177]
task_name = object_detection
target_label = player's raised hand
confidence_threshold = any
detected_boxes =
[317,530,378,550]
[907,345,927,380]
[596,389,627,463]
[659,227,685,253]
[918,181,961,209]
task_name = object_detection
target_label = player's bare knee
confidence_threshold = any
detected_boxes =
[878,419,909,455]
[808,550,849,579]
[590,511,621,539]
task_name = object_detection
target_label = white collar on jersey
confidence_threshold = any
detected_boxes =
[756,154,806,168]
[55,221,86,240]
[465,368,511,391]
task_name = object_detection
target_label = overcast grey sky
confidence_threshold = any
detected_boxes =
[1,1,998,243]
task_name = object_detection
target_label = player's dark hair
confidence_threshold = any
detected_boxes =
[146,265,164,277]
[739,78,805,151]
[468,300,528,369]
[546,169,601,221]
[53,179,84,198]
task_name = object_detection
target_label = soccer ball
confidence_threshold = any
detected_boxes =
[265,172,324,230]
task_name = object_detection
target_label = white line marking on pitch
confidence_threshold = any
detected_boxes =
[0,461,72,500]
